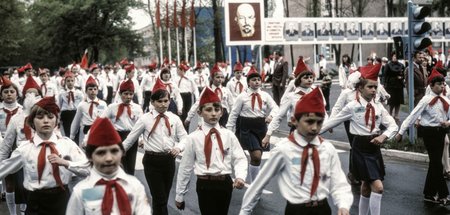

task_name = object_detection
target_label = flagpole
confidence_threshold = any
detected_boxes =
[184,28,188,63]
[168,28,172,62]
[159,27,163,65]
[193,26,197,65]
[176,27,180,65]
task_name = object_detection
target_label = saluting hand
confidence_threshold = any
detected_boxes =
[47,154,69,167]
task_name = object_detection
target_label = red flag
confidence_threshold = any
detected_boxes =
[189,0,195,28]
[166,0,170,28]
[181,0,186,28]
[156,0,161,28]
[80,49,88,69]
[173,0,178,27]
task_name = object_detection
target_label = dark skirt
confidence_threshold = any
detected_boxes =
[235,116,268,151]
[351,135,385,181]
[386,87,404,106]
[168,98,178,115]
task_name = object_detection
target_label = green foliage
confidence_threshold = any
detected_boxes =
[0,0,27,66]
[0,0,145,69]
[383,137,427,154]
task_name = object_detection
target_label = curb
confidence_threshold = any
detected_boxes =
[272,131,430,163]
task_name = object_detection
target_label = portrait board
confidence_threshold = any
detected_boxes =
[346,22,360,40]
[362,22,375,39]
[300,21,315,40]
[431,21,443,38]
[284,21,299,41]
[331,21,345,40]
[225,0,263,45]
[376,22,389,39]
[390,22,403,37]
[445,22,450,39]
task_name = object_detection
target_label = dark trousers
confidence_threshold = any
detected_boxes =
[285,200,331,215]
[180,92,192,128]
[60,110,76,137]
[272,85,285,105]
[118,131,138,175]
[344,120,355,172]
[421,127,449,198]
[196,176,233,215]
[106,86,113,105]
[143,153,175,215]
[143,91,152,113]
[25,186,70,215]
[322,87,330,111]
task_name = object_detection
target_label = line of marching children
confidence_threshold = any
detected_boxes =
[0,51,449,215]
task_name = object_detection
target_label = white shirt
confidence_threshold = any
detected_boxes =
[0,102,23,136]
[122,110,187,152]
[239,132,353,214]
[338,63,357,89]
[227,88,278,130]
[193,72,208,88]
[226,76,248,98]
[320,99,398,138]
[210,85,234,111]
[101,102,143,131]
[70,98,108,139]
[140,72,157,92]
[40,81,59,98]
[398,92,450,135]
[175,123,248,202]
[173,75,199,100]
[162,81,184,113]
[0,113,32,161]
[114,78,143,105]
[0,133,89,191]
[58,88,84,111]
[66,167,151,215]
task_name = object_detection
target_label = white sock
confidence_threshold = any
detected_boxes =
[249,164,260,182]
[6,192,16,215]
[369,192,383,215]
[358,195,370,215]
[20,204,27,215]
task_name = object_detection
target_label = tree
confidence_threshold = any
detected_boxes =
[27,0,144,68]
[0,0,27,66]
[212,0,225,62]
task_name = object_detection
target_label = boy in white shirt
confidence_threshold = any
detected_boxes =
[240,88,352,215]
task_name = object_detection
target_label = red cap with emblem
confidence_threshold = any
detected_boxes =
[85,76,97,86]
[87,117,122,147]
[359,64,381,81]
[22,76,41,96]
[233,62,243,71]
[199,87,221,106]
[119,79,135,93]
[152,78,167,93]
[35,96,60,115]
[294,88,325,117]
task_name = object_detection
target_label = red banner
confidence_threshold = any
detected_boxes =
[181,0,186,28]
[156,0,161,28]
[189,0,195,28]
[80,49,88,69]
[173,0,178,27]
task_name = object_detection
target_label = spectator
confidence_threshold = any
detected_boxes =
[384,53,405,122]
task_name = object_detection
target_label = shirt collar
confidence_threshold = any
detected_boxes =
[33,133,59,146]
[87,97,99,103]
[150,110,166,118]
[90,167,128,184]
[202,122,221,133]
[248,88,260,94]
[293,131,321,147]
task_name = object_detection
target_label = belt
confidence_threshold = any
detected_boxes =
[197,174,229,181]
[291,199,327,208]
[145,151,170,156]
[30,185,68,194]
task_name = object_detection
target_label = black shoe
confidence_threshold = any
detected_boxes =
[444,172,450,180]
[439,197,450,206]
[424,195,439,204]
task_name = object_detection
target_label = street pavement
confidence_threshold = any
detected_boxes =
[1,81,449,214]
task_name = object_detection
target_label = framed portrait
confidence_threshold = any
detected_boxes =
[362,22,375,39]
[390,22,403,37]
[431,21,443,38]
[317,22,330,40]
[300,22,315,40]
[376,22,389,39]
[331,21,345,40]
[225,0,263,45]
[284,21,299,41]
[445,22,450,39]
[346,22,360,40]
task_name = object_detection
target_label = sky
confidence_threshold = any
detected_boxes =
[129,8,151,30]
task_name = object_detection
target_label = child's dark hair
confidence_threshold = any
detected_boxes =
[294,112,325,121]
[151,89,169,101]
[27,105,59,130]
[85,83,98,92]
[159,67,171,79]
[85,142,125,160]
[430,75,445,86]
[294,71,314,87]
[199,102,222,111]
[0,83,19,96]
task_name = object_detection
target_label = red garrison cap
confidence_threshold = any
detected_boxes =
[359,64,381,81]
[435,60,443,69]
[148,62,157,70]
[428,68,444,84]
[23,63,33,71]
[22,76,40,96]
[294,87,325,116]
[35,96,60,115]
[293,58,309,77]
[85,76,97,86]
[199,87,221,106]
[195,62,202,69]
[87,117,122,147]
[89,63,99,71]
[246,66,260,81]
[120,58,129,65]
[125,64,135,72]
[119,79,135,93]
[64,70,75,78]
[179,64,190,71]
[210,63,221,77]
[1,76,12,87]
[152,78,167,93]
[233,62,243,71]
